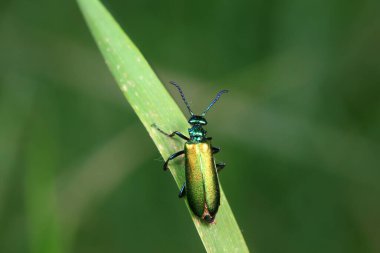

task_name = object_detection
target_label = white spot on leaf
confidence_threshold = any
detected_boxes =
[127,80,136,87]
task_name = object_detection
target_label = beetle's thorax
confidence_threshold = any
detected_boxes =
[187,115,208,142]
[188,125,207,142]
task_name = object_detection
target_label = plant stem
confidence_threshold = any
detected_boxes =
[77,0,249,252]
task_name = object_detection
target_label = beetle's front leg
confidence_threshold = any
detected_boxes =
[164,150,185,171]
[151,124,189,141]
[178,183,186,198]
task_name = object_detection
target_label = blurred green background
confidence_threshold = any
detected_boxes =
[1,0,380,252]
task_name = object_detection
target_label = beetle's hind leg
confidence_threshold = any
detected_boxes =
[164,150,185,171]
[213,147,225,171]
[216,162,226,172]
[151,124,189,141]
[178,183,186,198]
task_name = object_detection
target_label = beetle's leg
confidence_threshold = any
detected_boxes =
[212,147,221,154]
[207,137,213,140]
[164,150,185,171]
[170,131,189,141]
[216,162,226,172]
[151,124,189,141]
[178,183,186,198]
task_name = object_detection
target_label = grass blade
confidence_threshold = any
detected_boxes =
[77,0,249,252]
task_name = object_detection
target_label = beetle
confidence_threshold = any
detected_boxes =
[152,81,228,223]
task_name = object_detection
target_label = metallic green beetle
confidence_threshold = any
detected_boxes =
[153,81,228,223]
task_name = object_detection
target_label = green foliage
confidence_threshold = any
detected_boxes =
[1,0,379,252]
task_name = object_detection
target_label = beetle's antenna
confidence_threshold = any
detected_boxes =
[170,81,194,115]
[202,89,229,116]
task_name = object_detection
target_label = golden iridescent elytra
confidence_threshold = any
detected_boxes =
[152,81,228,223]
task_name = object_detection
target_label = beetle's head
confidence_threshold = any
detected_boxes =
[188,115,207,126]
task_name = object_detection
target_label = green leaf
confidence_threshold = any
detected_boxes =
[77,0,249,252]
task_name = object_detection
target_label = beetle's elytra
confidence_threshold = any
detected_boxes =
[152,81,228,223]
